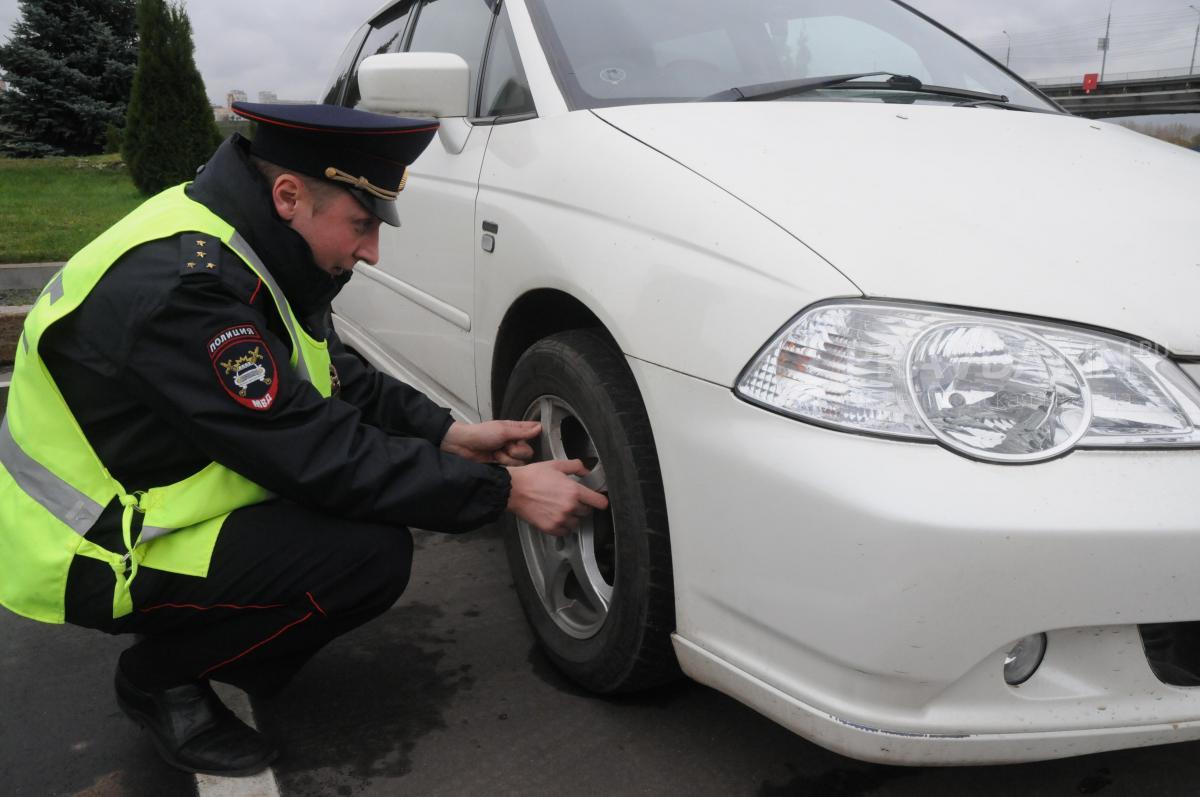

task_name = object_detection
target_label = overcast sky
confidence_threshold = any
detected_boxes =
[0,0,1197,104]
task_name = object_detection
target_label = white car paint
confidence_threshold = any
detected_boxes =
[333,0,1200,765]
[634,356,1200,763]
[594,102,1200,357]
[473,110,858,411]
[359,52,472,118]
[336,118,491,416]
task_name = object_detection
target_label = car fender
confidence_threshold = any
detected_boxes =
[473,109,860,414]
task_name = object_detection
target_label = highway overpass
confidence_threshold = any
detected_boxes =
[1033,70,1200,118]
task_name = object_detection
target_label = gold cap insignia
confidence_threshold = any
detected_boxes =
[323,166,402,200]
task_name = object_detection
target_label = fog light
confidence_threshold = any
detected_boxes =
[1004,633,1047,686]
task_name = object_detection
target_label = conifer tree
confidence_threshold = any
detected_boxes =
[0,0,137,157]
[123,0,220,195]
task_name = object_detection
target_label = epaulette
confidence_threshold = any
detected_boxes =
[179,232,221,277]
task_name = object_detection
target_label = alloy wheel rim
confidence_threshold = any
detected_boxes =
[517,395,615,639]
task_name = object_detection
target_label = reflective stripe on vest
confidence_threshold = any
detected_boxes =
[0,415,103,536]
[0,184,333,623]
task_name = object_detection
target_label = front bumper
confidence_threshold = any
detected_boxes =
[629,357,1200,764]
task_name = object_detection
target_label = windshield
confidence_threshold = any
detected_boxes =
[525,0,1057,112]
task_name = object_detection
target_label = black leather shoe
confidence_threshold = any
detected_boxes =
[114,665,278,776]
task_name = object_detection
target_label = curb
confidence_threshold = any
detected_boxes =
[0,305,31,366]
[0,262,63,290]
[0,263,57,377]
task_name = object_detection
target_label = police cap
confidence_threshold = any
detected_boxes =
[232,101,439,227]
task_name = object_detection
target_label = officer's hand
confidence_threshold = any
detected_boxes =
[441,420,540,466]
[506,460,609,537]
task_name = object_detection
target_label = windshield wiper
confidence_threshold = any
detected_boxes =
[951,98,1026,110]
[700,72,1010,106]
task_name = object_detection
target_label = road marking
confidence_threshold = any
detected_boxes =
[195,683,282,797]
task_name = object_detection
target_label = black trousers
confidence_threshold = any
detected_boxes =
[65,499,413,696]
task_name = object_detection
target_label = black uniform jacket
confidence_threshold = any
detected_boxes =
[42,136,511,534]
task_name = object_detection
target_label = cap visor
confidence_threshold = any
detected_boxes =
[348,187,401,227]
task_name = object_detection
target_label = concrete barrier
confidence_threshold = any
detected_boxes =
[0,263,62,290]
[0,305,31,366]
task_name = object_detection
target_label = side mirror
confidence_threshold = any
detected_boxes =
[358,53,471,118]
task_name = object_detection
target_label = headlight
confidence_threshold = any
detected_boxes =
[736,301,1200,463]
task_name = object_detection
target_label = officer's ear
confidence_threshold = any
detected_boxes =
[271,173,307,221]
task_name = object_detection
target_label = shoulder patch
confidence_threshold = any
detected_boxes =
[208,324,279,411]
[180,233,220,277]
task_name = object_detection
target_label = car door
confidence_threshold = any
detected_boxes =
[471,1,539,418]
[335,0,498,419]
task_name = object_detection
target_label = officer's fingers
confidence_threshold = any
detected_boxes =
[504,441,534,461]
[493,450,527,467]
[496,441,535,468]
[502,420,542,440]
[550,458,589,477]
[577,486,610,512]
[536,522,568,537]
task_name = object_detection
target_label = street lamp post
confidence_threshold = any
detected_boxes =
[1002,30,1012,67]
[1190,4,1200,75]
[1098,4,1113,82]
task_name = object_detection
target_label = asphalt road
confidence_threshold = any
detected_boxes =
[5,523,1200,796]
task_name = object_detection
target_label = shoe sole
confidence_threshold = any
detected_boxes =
[116,693,279,778]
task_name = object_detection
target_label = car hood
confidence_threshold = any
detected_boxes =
[593,102,1200,356]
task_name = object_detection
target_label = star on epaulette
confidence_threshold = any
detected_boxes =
[179,232,220,277]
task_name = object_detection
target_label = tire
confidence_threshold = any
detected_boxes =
[500,329,679,694]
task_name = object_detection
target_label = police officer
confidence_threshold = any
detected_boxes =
[0,103,607,777]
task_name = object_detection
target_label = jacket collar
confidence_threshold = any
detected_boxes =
[186,135,350,321]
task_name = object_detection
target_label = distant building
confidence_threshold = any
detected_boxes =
[217,88,314,118]
[253,91,314,106]
[226,89,248,113]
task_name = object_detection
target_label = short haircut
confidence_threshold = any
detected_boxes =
[249,154,347,214]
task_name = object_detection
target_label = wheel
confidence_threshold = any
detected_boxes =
[500,329,679,694]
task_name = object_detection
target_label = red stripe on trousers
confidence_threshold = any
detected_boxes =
[198,612,314,679]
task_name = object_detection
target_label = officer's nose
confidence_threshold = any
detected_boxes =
[356,225,380,266]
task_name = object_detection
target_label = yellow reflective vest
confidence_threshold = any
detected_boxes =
[0,184,332,623]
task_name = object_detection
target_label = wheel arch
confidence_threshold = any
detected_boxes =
[490,288,621,414]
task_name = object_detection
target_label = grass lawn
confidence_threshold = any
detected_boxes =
[0,154,144,264]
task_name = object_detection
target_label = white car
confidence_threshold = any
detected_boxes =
[322,0,1200,765]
